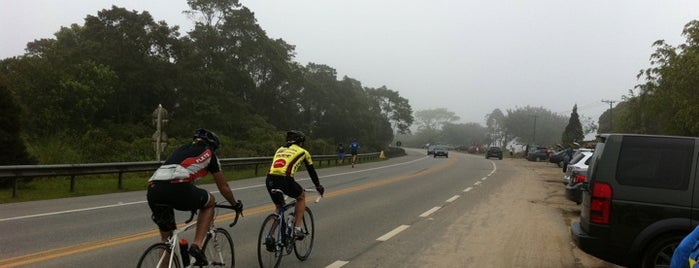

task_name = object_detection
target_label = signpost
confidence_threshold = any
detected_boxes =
[152,104,169,161]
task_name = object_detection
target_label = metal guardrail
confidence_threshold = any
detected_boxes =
[0,153,380,198]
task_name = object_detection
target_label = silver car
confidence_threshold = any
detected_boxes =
[563,151,594,204]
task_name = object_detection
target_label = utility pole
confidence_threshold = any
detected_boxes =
[601,99,616,131]
[532,114,538,144]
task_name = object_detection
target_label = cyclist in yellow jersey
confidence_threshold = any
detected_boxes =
[266,130,325,239]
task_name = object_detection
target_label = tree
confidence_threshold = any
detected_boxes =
[441,122,488,147]
[365,86,414,134]
[0,77,36,166]
[561,104,584,146]
[504,106,567,146]
[630,20,699,136]
[485,108,510,147]
[414,108,460,144]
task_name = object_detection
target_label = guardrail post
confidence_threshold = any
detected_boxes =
[12,177,17,198]
[70,175,76,192]
[254,164,259,176]
[118,172,123,190]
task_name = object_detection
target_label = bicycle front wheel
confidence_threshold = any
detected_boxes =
[258,214,283,268]
[137,243,181,268]
[294,207,315,261]
[202,227,234,267]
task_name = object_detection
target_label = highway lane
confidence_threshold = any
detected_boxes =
[0,148,507,267]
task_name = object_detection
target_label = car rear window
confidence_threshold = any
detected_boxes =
[616,136,694,190]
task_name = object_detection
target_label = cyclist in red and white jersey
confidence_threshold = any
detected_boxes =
[147,128,242,264]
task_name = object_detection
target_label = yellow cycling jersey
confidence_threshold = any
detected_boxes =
[268,144,314,177]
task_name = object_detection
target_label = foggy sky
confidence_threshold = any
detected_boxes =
[2,0,698,126]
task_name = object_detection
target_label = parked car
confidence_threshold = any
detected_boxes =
[485,146,503,160]
[548,150,566,167]
[433,146,449,158]
[526,148,549,161]
[561,149,594,184]
[571,134,698,267]
[563,151,593,204]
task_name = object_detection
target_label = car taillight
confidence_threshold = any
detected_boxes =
[574,174,586,183]
[590,182,612,224]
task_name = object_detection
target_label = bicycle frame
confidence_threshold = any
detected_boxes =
[259,188,319,266]
[140,203,241,268]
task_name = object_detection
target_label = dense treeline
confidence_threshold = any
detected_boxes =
[0,0,413,164]
[600,20,699,136]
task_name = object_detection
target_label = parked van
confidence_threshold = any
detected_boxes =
[571,134,698,267]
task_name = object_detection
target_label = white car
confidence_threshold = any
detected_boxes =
[562,151,594,185]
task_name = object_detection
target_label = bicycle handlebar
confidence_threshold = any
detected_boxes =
[271,188,323,203]
[216,200,243,227]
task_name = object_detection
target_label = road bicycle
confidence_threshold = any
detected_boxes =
[257,189,321,268]
[137,202,242,268]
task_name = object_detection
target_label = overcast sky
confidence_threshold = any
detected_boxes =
[2,1,698,125]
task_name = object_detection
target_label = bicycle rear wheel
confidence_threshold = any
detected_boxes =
[258,214,283,268]
[293,207,315,261]
[202,227,234,267]
[137,243,181,268]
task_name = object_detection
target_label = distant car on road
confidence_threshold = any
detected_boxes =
[485,146,503,160]
[433,146,449,158]
[427,144,437,155]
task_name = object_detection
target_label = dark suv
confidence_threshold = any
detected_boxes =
[571,134,697,267]
[485,146,503,160]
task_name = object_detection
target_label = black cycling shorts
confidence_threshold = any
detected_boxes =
[265,174,303,206]
[146,181,210,231]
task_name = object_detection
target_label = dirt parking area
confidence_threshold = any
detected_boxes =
[416,157,623,267]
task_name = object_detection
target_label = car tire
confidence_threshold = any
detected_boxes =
[639,233,684,268]
[499,157,502,160]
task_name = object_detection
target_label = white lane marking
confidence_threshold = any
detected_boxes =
[420,207,441,217]
[446,195,460,203]
[481,177,488,181]
[0,201,144,222]
[474,181,482,186]
[377,225,410,241]
[326,261,349,268]
[0,156,430,222]
[463,187,473,192]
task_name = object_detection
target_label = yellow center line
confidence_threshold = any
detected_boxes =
[0,156,458,267]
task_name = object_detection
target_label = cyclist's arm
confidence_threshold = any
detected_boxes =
[212,171,238,206]
[305,164,320,187]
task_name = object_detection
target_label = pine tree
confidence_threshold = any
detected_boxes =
[561,104,584,146]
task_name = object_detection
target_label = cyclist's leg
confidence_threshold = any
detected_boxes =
[194,193,215,247]
[147,182,177,243]
[169,183,212,264]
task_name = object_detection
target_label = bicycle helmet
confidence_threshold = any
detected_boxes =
[193,128,220,151]
[286,130,306,145]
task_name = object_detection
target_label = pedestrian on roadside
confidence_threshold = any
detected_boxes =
[336,143,345,165]
[349,138,360,168]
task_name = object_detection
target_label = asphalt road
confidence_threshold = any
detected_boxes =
[0,148,618,267]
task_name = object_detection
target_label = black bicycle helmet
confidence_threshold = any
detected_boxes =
[193,128,220,151]
[286,130,306,145]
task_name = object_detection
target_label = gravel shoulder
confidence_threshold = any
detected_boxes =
[416,157,622,267]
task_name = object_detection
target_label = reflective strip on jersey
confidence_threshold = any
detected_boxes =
[149,149,214,183]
